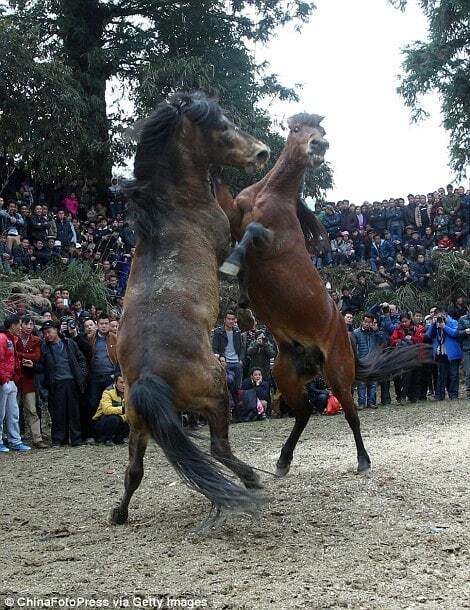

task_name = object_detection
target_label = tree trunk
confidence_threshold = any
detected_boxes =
[59,0,112,188]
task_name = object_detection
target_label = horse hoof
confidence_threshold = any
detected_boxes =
[110,506,128,525]
[356,461,371,475]
[275,462,291,477]
[244,472,263,489]
[219,261,240,276]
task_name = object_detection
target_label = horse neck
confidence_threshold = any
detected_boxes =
[263,145,307,206]
[151,146,213,212]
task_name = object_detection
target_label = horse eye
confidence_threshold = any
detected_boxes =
[293,126,300,133]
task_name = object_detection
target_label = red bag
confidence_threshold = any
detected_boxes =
[324,394,342,415]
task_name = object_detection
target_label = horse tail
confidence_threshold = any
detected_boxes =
[355,344,433,383]
[129,374,259,512]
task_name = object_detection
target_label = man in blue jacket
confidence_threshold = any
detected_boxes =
[370,234,395,272]
[351,314,382,409]
[425,310,462,400]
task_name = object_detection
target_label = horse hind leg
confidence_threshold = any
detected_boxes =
[324,358,371,473]
[207,383,262,490]
[273,348,316,476]
[110,428,148,524]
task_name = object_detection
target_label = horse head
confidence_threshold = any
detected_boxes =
[134,91,270,181]
[287,113,329,169]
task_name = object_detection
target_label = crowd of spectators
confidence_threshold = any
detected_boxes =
[310,185,470,290]
[0,176,469,452]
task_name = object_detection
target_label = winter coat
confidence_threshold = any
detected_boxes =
[370,239,394,261]
[0,332,20,385]
[351,327,382,359]
[369,208,387,232]
[16,334,42,394]
[386,208,404,231]
[322,212,341,238]
[212,326,245,362]
[37,338,88,392]
[245,339,275,380]
[425,318,462,361]
[389,323,425,347]
[92,386,126,421]
[88,331,119,368]
[56,219,74,246]
[28,214,50,243]
[457,314,470,352]
[63,195,79,217]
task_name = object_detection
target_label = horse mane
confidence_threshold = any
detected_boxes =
[297,195,330,255]
[133,91,223,182]
[126,91,224,239]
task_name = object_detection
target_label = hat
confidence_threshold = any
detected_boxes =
[46,235,55,241]
[341,231,349,236]
[42,320,57,330]
[405,225,414,230]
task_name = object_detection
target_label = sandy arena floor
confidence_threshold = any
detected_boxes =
[1,400,469,610]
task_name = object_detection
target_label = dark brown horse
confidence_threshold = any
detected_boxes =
[111,92,270,527]
[217,113,432,475]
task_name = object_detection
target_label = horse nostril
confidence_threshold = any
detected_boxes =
[310,140,328,154]
[255,148,270,164]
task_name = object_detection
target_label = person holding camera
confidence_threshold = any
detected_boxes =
[351,314,382,409]
[425,310,462,400]
[245,330,275,383]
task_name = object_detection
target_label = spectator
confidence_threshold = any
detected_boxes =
[87,313,119,442]
[245,329,275,382]
[0,233,13,274]
[370,233,395,272]
[389,313,426,403]
[351,313,381,409]
[38,321,87,447]
[212,310,246,396]
[0,315,31,453]
[238,368,270,421]
[56,210,73,249]
[16,316,48,448]
[28,204,50,243]
[0,201,25,251]
[343,312,354,335]
[425,310,462,401]
[92,374,128,444]
[457,304,470,400]
[413,253,433,288]
[63,192,79,218]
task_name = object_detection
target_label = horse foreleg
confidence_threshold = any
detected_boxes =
[219,221,270,276]
[110,428,148,524]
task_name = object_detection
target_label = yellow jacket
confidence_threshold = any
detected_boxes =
[93,386,126,421]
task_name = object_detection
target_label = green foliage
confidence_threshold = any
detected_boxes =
[391,0,470,175]
[41,261,111,309]
[2,0,319,185]
[429,249,470,303]
[0,18,88,181]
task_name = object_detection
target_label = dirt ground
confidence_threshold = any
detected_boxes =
[1,399,469,610]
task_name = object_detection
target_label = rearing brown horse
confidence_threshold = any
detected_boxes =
[111,92,270,528]
[217,113,431,476]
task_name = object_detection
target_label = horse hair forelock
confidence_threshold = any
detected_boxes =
[288,113,324,129]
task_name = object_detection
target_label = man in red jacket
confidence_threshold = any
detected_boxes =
[16,316,48,448]
[0,315,31,453]
[389,313,427,403]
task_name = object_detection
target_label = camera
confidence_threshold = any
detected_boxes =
[68,320,77,330]
[436,315,445,324]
